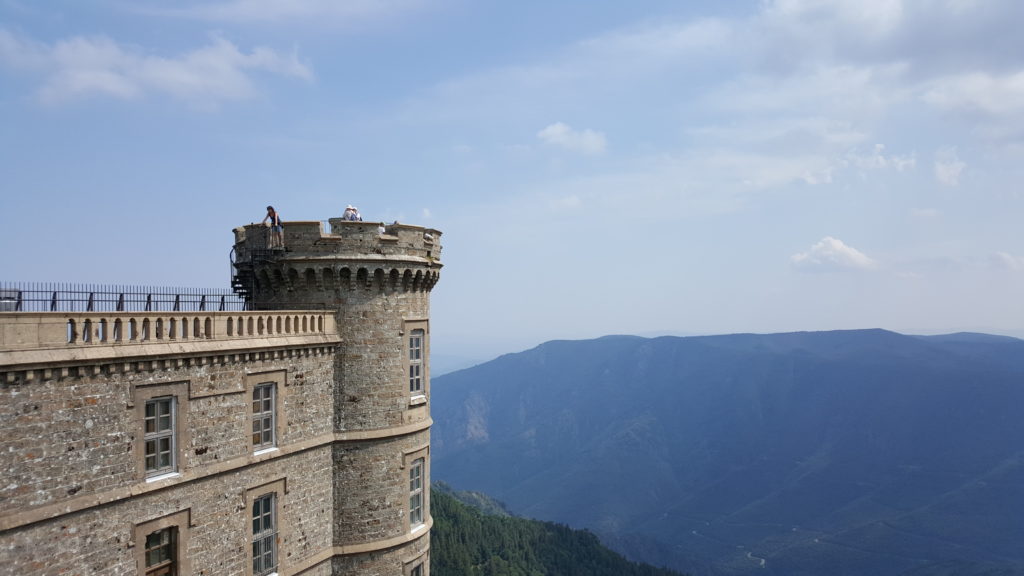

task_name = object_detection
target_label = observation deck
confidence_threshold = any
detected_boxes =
[231,219,443,308]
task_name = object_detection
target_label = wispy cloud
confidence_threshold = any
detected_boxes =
[537,122,607,155]
[0,29,312,107]
[845,143,916,172]
[924,71,1024,116]
[991,251,1024,271]
[934,147,966,186]
[791,236,877,271]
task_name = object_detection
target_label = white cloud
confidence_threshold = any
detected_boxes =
[991,251,1024,271]
[0,29,312,106]
[546,195,582,212]
[579,18,733,61]
[934,147,966,186]
[791,236,877,271]
[765,0,905,27]
[846,143,916,172]
[923,71,1024,116]
[536,122,607,155]
[910,207,941,220]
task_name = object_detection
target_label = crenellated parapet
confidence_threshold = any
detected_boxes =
[232,220,442,307]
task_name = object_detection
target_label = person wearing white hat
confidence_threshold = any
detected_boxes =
[343,205,362,221]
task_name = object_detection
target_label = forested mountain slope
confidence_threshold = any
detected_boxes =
[431,484,687,576]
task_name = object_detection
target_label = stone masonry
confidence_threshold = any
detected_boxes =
[0,218,442,576]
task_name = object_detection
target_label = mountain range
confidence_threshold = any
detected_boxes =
[430,329,1024,576]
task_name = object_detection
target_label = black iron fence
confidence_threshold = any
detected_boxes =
[0,282,248,312]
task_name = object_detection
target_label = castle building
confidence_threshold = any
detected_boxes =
[0,218,442,575]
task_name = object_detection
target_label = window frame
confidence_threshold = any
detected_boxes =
[246,371,286,454]
[252,492,277,576]
[246,479,286,576]
[403,445,430,533]
[133,509,191,576]
[404,554,429,576]
[132,381,189,481]
[409,457,425,527]
[144,396,176,476]
[403,320,429,405]
[251,382,276,451]
[409,329,424,395]
[143,526,177,575]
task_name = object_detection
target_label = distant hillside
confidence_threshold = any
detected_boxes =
[431,483,688,576]
[431,330,1024,576]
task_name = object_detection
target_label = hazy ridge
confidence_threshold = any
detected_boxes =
[431,329,1024,575]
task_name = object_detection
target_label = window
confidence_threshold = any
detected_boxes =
[133,382,188,481]
[144,397,176,476]
[252,383,276,450]
[247,372,285,453]
[404,552,429,576]
[134,510,190,576]
[252,493,277,576]
[408,327,425,396]
[409,457,424,527]
[144,527,177,576]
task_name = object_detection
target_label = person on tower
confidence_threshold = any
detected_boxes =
[343,205,363,221]
[262,206,284,248]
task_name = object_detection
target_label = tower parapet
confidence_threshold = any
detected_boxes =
[232,220,441,308]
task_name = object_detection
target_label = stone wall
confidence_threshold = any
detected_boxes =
[0,348,338,575]
[3,447,335,575]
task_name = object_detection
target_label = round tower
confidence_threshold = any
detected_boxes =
[231,218,442,574]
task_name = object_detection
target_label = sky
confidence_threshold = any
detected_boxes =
[2,0,1024,361]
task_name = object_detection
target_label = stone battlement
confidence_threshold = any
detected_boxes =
[233,220,442,264]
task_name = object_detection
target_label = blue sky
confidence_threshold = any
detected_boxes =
[3,0,1024,360]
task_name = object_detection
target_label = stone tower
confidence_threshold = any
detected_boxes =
[231,218,442,574]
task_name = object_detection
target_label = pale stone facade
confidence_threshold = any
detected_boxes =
[0,219,442,576]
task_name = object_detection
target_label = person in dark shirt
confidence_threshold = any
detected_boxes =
[262,206,284,248]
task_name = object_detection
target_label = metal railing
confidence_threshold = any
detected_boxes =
[0,282,248,313]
